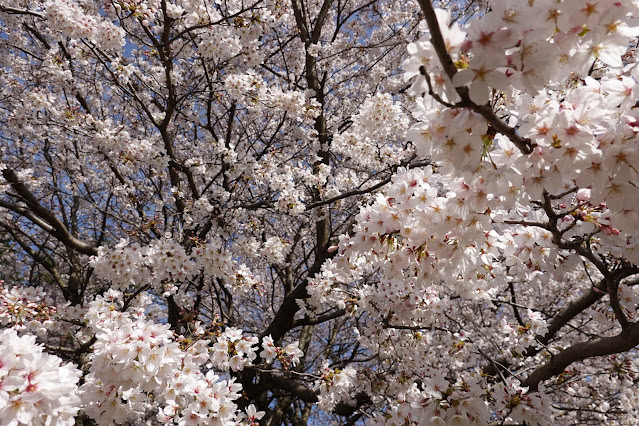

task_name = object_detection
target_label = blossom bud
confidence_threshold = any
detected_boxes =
[576,188,591,202]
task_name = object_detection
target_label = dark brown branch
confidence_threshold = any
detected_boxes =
[414,0,458,80]
[537,278,607,349]
[2,169,97,256]
[291,0,311,43]
[414,0,533,154]
[0,199,57,235]
[508,282,525,328]
[0,6,45,19]
[522,321,639,391]
[311,0,332,43]
[252,370,370,419]
[259,0,335,346]
[607,276,630,329]
[259,374,319,403]
[22,23,50,49]
[419,65,455,108]
[306,160,431,210]
[0,220,67,290]
[552,405,626,415]
[292,309,346,327]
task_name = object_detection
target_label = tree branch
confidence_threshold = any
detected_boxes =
[413,0,533,154]
[2,169,97,256]
[522,321,639,391]
[0,5,45,19]
[306,160,431,210]
[292,309,346,327]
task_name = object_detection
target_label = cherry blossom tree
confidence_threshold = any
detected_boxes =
[0,0,638,424]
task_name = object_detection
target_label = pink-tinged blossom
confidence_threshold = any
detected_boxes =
[244,404,265,425]
[315,361,357,412]
[80,291,243,424]
[2,0,639,424]
[0,329,81,426]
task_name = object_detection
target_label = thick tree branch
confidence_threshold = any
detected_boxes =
[311,0,332,43]
[537,279,607,349]
[260,0,335,346]
[260,374,319,403]
[522,321,639,391]
[0,220,67,292]
[292,309,346,327]
[414,0,458,81]
[2,169,97,256]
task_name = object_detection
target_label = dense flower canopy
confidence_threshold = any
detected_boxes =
[1,0,639,424]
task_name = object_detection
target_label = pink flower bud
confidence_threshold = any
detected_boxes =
[576,188,591,202]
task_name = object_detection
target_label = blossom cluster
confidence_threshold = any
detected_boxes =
[188,0,276,65]
[3,0,639,424]
[91,237,261,296]
[0,328,81,426]
[0,284,57,336]
[225,72,321,120]
[501,309,550,354]
[371,373,490,426]
[300,2,639,423]
[492,379,552,426]
[0,287,298,425]
[406,3,639,241]
[80,290,244,425]
[210,327,259,372]
[406,1,639,103]
[315,361,357,412]
[260,335,304,368]
[88,117,168,173]
[332,93,408,170]
[332,167,509,302]
[46,0,126,50]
